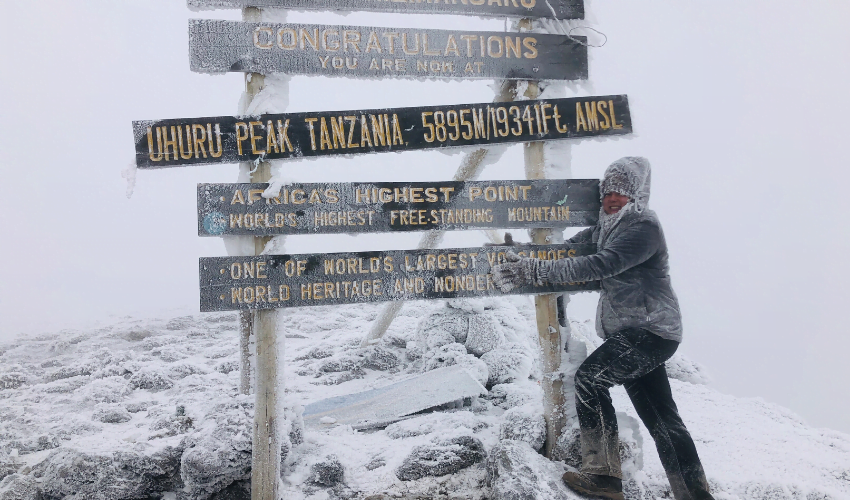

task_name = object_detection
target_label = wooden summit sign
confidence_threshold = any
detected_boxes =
[189,20,587,80]
[187,0,585,20]
[198,179,601,236]
[134,95,631,168]
[199,243,598,311]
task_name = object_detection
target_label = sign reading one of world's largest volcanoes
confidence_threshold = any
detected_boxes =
[198,179,601,236]
[189,20,587,80]
[133,95,631,168]
[187,0,585,20]
[199,244,598,311]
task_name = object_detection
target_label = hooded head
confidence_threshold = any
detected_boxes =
[600,156,652,213]
[597,157,652,249]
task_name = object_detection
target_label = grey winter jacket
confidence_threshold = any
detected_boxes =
[538,156,683,342]
[541,210,683,342]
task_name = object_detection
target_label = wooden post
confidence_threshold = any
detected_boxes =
[253,306,282,500]
[517,20,567,455]
[239,311,253,395]
[240,7,283,499]
[360,80,519,348]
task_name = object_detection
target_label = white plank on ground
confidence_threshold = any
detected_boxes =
[303,365,486,430]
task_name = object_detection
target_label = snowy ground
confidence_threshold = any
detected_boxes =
[0,298,848,500]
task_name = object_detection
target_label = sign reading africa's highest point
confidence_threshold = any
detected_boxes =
[189,20,587,81]
[133,95,631,168]
[187,0,584,20]
[198,180,601,236]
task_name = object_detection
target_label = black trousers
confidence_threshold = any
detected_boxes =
[574,328,713,500]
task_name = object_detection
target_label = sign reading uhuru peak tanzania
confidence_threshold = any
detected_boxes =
[133,95,630,168]
[199,243,598,311]
[197,179,601,236]
[189,20,587,80]
[187,0,584,20]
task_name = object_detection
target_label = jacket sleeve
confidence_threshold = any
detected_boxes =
[565,227,594,245]
[542,220,660,284]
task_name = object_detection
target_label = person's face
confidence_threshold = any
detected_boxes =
[602,192,630,214]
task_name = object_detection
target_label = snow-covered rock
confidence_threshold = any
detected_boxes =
[486,440,575,500]
[92,404,132,424]
[179,399,253,499]
[0,474,40,500]
[487,382,544,410]
[0,458,16,484]
[359,345,401,371]
[498,405,546,452]
[464,314,505,357]
[81,376,133,404]
[129,369,173,391]
[385,411,489,440]
[422,343,489,386]
[480,343,534,387]
[417,305,473,346]
[666,352,712,385]
[0,373,26,391]
[396,436,487,481]
[31,446,183,500]
[309,455,345,486]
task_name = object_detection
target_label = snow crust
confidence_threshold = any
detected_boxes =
[1,300,848,499]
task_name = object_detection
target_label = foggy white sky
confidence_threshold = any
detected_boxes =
[1,1,849,433]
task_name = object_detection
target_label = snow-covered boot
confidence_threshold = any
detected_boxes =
[562,471,625,500]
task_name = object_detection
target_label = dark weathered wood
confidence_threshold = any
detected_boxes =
[188,0,584,20]
[197,179,601,236]
[199,243,599,311]
[189,20,587,80]
[133,95,631,168]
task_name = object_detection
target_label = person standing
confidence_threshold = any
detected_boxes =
[491,157,714,500]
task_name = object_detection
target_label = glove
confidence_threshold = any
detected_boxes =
[491,251,549,292]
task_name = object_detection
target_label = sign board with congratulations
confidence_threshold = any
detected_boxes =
[189,20,588,80]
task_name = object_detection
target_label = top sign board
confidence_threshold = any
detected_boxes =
[189,20,587,81]
[187,0,584,20]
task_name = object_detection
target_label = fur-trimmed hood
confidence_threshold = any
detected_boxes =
[600,156,652,213]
